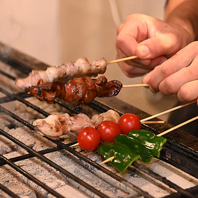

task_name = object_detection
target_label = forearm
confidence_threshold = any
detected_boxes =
[165,0,198,41]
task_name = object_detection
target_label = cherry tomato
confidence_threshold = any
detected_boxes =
[118,113,141,135]
[97,120,121,142]
[77,127,100,151]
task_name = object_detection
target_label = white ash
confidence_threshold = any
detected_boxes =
[0,135,18,155]
[0,165,37,198]
[44,151,138,198]
[1,126,56,158]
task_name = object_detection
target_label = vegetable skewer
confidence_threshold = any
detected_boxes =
[71,101,194,149]
[99,114,198,171]
[98,129,166,172]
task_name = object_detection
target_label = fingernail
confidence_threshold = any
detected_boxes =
[137,45,150,58]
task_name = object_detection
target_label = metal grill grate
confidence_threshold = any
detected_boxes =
[0,42,197,197]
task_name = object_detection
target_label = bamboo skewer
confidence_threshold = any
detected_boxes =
[157,115,198,137]
[141,120,164,124]
[140,100,196,122]
[123,84,149,88]
[100,156,115,165]
[108,56,138,65]
[70,142,79,147]
[108,56,149,89]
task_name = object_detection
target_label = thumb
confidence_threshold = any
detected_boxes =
[136,35,178,59]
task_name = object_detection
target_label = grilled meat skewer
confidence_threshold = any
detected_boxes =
[15,57,107,91]
[27,76,122,104]
[33,110,120,138]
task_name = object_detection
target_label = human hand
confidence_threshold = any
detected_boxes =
[116,14,193,77]
[143,41,198,103]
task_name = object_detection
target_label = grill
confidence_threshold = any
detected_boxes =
[0,42,198,198]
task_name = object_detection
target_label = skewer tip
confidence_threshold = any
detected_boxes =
[100,156,115,165]
[70,142,79,147]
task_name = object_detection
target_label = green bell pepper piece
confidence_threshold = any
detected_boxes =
[128,130,167,158]
[98,142,140,173]
[115,134,153,164]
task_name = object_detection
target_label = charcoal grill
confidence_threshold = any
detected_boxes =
[0,42,198,197]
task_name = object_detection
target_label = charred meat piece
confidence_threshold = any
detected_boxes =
[15,57,107,91]
[33,110,120,138]
[27,76,122,104]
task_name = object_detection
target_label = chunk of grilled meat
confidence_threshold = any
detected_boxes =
[33,110,120,138]
[26,76,122,104]
[15,57,107,91]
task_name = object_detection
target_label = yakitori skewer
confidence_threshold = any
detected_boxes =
[16,56,139,91]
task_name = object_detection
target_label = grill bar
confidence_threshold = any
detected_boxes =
[0,147,62,166]
[0,127,110,198]
[0,183,20,198]
[131,162,196,198]
[0,69,15,81]
[0,154,65,198]
[164,185,198,198]
[0,86,50,117]
[52,140,154,198]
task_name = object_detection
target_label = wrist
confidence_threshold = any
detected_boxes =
[165,1,198,43]
[166,18,195,46]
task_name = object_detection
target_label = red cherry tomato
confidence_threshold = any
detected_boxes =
[77,127,100,151]
[118,113,141,135]
[97,120,121,142]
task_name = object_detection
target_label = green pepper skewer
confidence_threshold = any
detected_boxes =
[98,129,167,173]
[115,134,153,164]
[128,129,167,158]
[98,142,140,173]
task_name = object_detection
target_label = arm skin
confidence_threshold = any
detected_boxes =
[142,1,198,104]
[165,0,198,41]
[116,0,197,78]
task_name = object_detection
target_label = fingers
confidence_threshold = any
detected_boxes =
[136,34,180,59]
[160,60,198,95]
[177,80,198,103]
[116,34,152,77]
[116,13,192,79]
[116,35,137,58]
[118,60,152,78]
[143,42,198,102]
